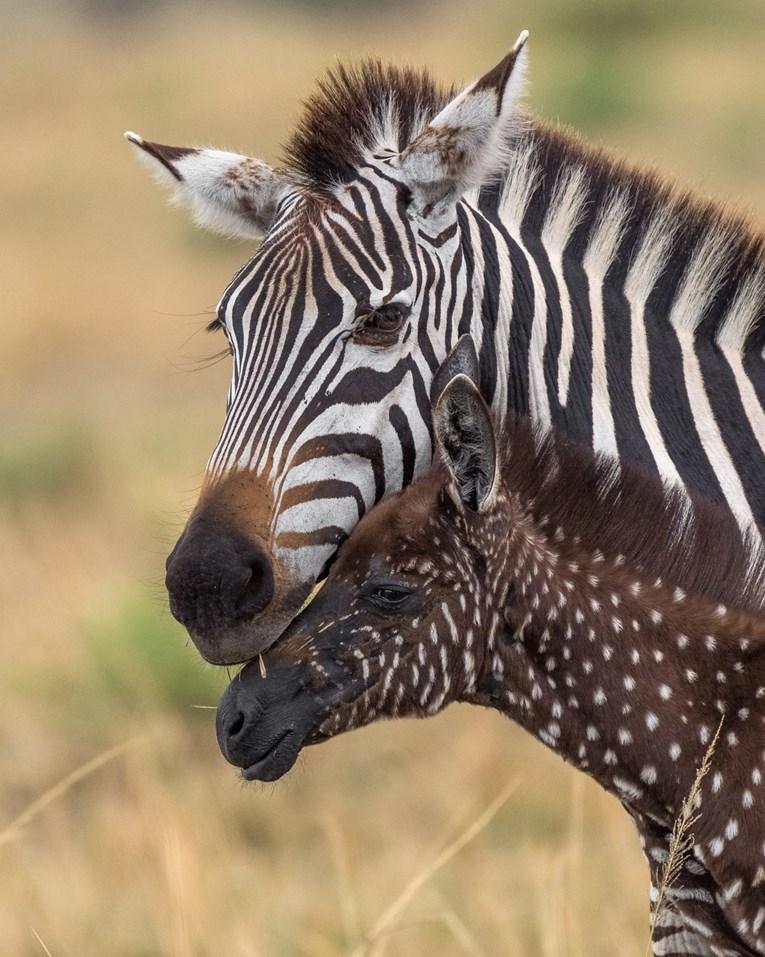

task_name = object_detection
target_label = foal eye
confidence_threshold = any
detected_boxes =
[353,303,408,346]
[367,584,413,611]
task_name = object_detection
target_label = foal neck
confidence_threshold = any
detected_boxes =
[474,490,765,827]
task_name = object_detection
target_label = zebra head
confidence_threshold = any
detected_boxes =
[128,34,528,664]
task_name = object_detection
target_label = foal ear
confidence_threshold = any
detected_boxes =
[431,335,480,403]
[398,30,529,226]
[124,132,291,239]
[434,374,498,513]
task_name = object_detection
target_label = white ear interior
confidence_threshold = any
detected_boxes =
[125,132,291,239]
[398,33,529,227]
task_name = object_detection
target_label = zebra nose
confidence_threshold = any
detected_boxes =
[165,517,275,635]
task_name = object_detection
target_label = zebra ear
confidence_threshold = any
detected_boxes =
[399,31,529,226]
[433,373,498,514]
[124,132,291,239]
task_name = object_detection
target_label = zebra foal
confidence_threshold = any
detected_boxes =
[219,342,765,956]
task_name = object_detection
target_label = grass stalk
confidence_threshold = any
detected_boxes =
[30,928,55,957]
[645,717,724,954]
[348,777,518,957]
[0,734,150,849]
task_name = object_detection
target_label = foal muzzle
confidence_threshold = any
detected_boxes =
[216,652,365,781]
[216,659,318,781]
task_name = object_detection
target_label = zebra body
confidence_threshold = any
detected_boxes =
[127,36,765,664]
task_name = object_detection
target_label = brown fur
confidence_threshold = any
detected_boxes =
[494,416,765,617]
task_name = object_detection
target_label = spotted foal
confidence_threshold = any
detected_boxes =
[218,341,765,956]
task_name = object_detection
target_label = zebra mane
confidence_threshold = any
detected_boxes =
[499,123,765,355]
[284,59,453,193]
[496,415,765,617]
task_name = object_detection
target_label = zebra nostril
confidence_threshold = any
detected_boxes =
[166,518,276,637]
[234,548,275,619]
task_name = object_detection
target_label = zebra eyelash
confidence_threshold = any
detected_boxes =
[206,316,234,358]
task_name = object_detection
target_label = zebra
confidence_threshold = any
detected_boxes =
[126,32,765,665]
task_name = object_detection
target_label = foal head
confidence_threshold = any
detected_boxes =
[216,358,512,780]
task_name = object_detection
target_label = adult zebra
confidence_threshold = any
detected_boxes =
[127,33,765,665]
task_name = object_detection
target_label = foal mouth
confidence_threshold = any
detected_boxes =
[241,728,301,782]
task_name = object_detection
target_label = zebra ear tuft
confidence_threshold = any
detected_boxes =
[398,31,529,226]
[124,132,292,239]
[431,335,481,403]
[433,373,498,514]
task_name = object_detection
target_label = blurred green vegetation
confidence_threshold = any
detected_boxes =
[0,421,99,504]
[542,47,649,131]
[82,589,227,715]
[540,0,742,40]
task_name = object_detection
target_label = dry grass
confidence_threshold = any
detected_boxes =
[2,2,764,954]
[0,735,150,850]
[646,718,725,952]
[348,778,519,956]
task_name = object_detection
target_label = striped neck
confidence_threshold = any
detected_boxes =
[460,121,765,533]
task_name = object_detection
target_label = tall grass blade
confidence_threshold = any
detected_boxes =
[0,734,150,849]
[348,777,518,957]
[645,717,724,954]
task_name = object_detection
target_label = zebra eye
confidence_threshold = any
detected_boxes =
[353,303,407,346]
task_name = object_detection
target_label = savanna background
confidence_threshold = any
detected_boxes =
[2,1,764,954]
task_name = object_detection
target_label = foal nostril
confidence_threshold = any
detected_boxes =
[216,697,252,763]
[227,710,246,740]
